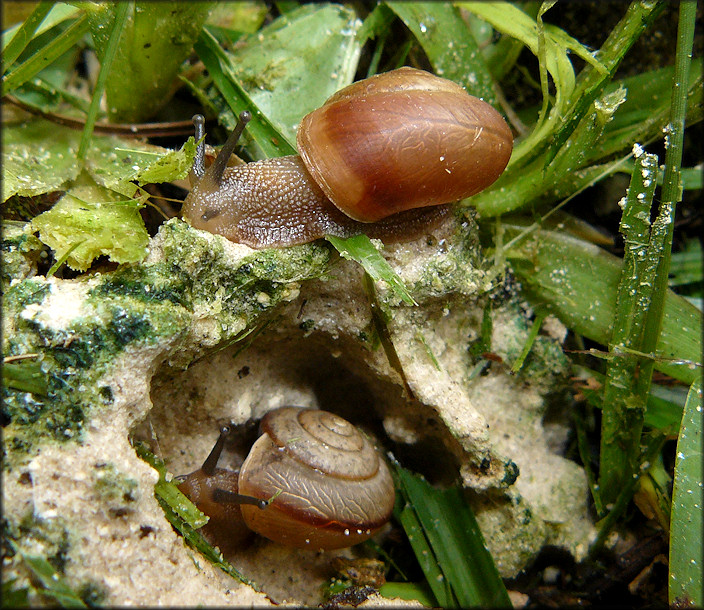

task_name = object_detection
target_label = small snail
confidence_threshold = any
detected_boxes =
[177,407,395,550]
[181,67,513,248]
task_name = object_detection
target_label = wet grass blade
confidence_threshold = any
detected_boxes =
[387,2,497,105]
[1,1,53,68]
[19,553,87,607]
[326,234,416,306]
[598,150,659,504]
[2,13,90,95]
[392,464,512,608]
[505,227,702,385]
[77,2,130,160]
[668,380,703,607]
[133,441,255,587]
[194,27,297,158]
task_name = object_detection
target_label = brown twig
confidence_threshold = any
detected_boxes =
[3,94,196,137]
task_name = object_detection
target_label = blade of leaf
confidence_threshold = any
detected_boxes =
[194,27,297,158]
[395,466,512,608]
[379,582,436,607]
[505,227,702,384]
[668,380,703,607]
[2,3,80,52]
[1,13,90,95]
[387,2,496,105]
[1,1,53,68]
[20,553,87,608]
[397,501,453,606]
[78,1,130,160]
[326,234,416,305]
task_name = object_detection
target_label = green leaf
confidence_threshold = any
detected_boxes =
[598,150,660,503]
[135,137,197,185]
[133,441,254,587]
[459,1,580,167]
[379,582,436,607]
[221,3,362,147]
[133,441,209,529]
[2,3,81,53]
[20,553,87,608]
[387,2,497,106]
[83,2,214,122]
[326,234,416,306]
[2,357,48,396]
[31,183,149,271]
[1,1,53,68]
[1,118,183,202]
[1,119,81,201]
[393,465,512,608]
[506,227,702,384]
[669,380,703,607]
[78,1,130,161]
[194,28,297,158]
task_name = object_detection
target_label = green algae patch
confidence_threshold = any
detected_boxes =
[3,220,333,465]
[413,213,489,301]
[2,269,192,464]
[155,218,332,334]
[1,221,45,288]
[92,462,140,517]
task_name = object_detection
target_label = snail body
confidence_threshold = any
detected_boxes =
[177,407,394,550]
[181,67,513,248]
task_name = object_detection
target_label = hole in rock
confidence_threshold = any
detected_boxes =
[131,330,463,603]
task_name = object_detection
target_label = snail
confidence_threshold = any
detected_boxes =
[177,407,395,550]
[181,67,513,248]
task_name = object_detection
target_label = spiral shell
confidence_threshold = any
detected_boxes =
[238,407,394,549]
[298,66,513,222]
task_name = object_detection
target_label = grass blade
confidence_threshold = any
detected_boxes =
[635,0,697,395]
[194,28,297,158]
[133,442,255,587]
[1,14,90,95]
[20,553,87,607]
[326,234,416,306]
[598,150,659,504]
[668,380,703,607]
[393,465,512,608]
[1,1,53,68]
[505,227,702,385]
[77,2,130,160]
[387,2,497,105]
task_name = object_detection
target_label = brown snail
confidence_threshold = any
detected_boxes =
[177,407,395,550]
[181,67,513,248]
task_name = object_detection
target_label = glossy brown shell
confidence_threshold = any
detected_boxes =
[237,407,394,549]
[298,67,513,222]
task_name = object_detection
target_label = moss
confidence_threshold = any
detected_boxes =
[413,211,489,301]
[7,513,73,573]
[89,263,191,308]
[92,462,139,516]
[156,218,331,336]
[1,222,45,286]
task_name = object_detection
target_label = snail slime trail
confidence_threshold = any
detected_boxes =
[177,407,394,550]
[181,67,513,248]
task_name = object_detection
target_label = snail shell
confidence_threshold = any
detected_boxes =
[238,407,394,549]
[298,67,513,222]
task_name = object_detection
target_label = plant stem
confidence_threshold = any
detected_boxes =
[636,0,696,391]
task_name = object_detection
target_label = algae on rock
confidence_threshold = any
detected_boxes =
[2,215,594,606]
